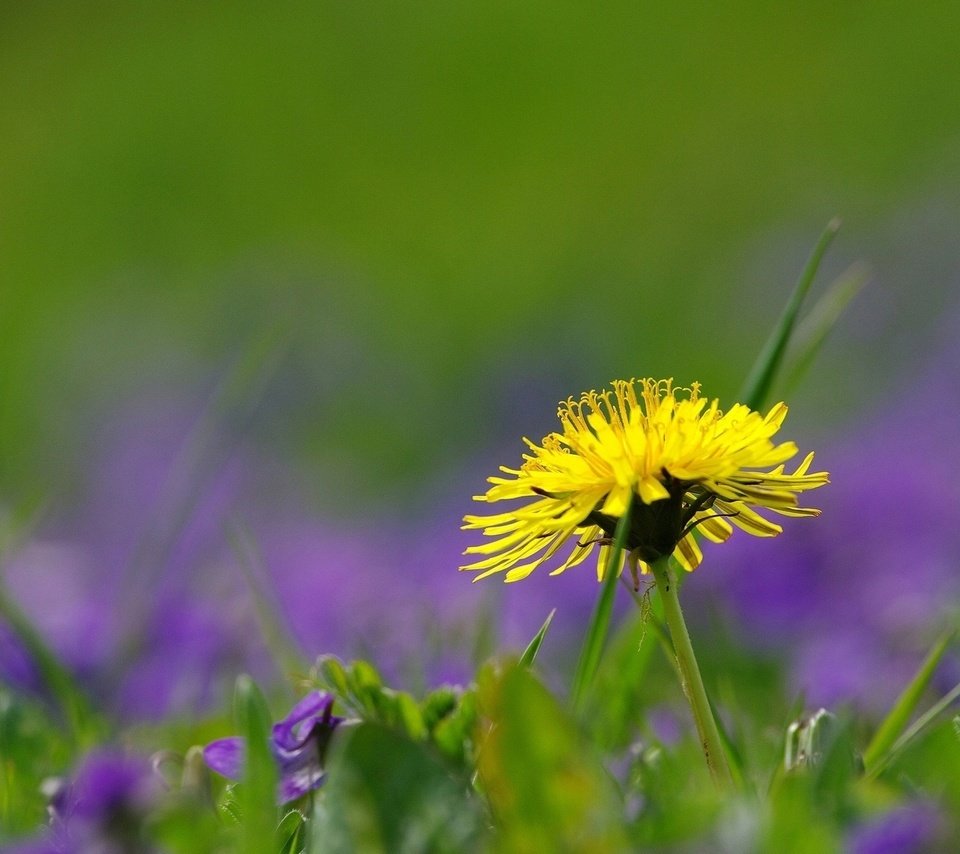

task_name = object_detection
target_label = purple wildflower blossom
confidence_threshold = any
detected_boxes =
[203,691,344,803]
[43,749,161,853]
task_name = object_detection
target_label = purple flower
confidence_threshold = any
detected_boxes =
[847,803,943,854]
[48,749,161,852]
[203,691,344,803]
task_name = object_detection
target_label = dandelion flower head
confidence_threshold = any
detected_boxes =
[462,378,828,583]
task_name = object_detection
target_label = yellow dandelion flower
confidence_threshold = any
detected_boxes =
[461,378,828,584]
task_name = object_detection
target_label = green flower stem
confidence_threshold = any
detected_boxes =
[649,556,733,787]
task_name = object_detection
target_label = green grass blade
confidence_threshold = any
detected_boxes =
[228,520,309,687]
[519,608,556,668]
[0,580,100,748]
[233,674,278,854]
[738,218,841,410]
[868,681,960,778]
[571,492,633,711]
[781,261,868,396]
[863,629,955,772]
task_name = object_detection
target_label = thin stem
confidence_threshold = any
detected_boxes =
[571,492,634,711]
[649,556,733,787]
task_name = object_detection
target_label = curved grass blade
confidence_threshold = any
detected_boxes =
[228,519,308,687]
[519,608,556,668]
[571,493,633,711]
[863,629,954,772]
[0,580,100,747]
[780,261,868,397]
[738,218,841,411]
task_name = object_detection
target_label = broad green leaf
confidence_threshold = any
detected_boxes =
[863,629,955,773]
[232,674,278,854]
[738,218,840,411]
[519,607,556,668]
[310,722,486,854]
[477,662,628,851]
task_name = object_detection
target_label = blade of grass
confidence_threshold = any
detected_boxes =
[571,492,633,711]
[112,322,289,668]
[863,629,954,771]
[0,580,100,748]
[233,674,278,854]
[519,609,556,668]
[780,261,868,397]
[228,519,309,688]
[738,218,841,410]
[868,680,960,778]
[863,629,956,775]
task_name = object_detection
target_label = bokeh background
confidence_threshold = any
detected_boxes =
[2,3,959,722]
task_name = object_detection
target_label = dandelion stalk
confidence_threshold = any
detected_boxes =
[649,556,732,786]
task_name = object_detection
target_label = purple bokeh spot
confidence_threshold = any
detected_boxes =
[847,803,943,854]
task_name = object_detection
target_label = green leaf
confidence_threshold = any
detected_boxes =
[571,491,634,710]
[738,218,840,411]
[477,662,628,851]
[232,674,278,854]
[315,655,350,698]
[309,723,486,853]
[419,685,459,732]
[277,809,306,854]
[519,608,556,668]
[863,629,955,773]
[430,689,478,767]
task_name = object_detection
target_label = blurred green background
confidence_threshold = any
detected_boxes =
[2,2,958,506]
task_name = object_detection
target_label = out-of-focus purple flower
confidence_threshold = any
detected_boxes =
[47,749,161,853]
[0,397,266,720]
[203,691,344,803]
[847,802,943,854]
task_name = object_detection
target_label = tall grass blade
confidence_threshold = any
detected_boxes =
[233,674,278,853]
[571,493,633,711]
[0,581,100,747]
[738,218,840,410]
[781,261,868,396]
[228,519,308,687]
[863,629,954,772]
